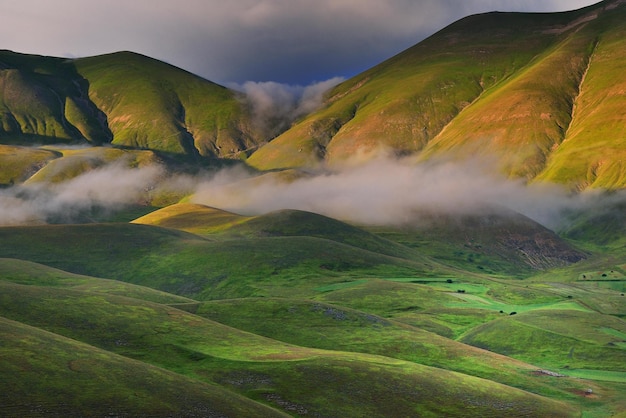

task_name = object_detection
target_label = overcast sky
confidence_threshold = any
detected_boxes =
[1,0,600,85]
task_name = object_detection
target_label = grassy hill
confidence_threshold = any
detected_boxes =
[0,222,453,299]
[132,203,587,277]
[0,316,286,417]
[131,202,249,234]
[367,208,587,277]
[23,146,160,184]
[0,144,59,186]
[134,204,424,258]
[247,0,626,190]
[0,50,263,160]
[0,207,624,415]
[0,276,582,417]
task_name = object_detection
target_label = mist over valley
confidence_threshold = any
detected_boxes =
[1,1,626,416]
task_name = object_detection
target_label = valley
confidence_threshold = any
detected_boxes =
[1,0,625,416]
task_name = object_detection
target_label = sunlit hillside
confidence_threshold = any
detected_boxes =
[1,1,626,417]
[248,0,626,190]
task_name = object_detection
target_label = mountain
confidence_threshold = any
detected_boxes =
[369,207,587,276]
[2,1,626,189]
[0,50,263,159]
[247,0,626,190]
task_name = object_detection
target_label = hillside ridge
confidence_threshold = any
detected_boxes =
[247,0,626,189]
[0,49,264,159]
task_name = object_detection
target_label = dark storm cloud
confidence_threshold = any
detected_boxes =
[1,1,599,84]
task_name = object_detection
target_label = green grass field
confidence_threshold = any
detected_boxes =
[0,195,625,416]
[0,275,583,417]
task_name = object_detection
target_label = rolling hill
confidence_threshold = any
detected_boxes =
[0,212,624,415]
[0,264,586,417]
[0,202,624,415]
[0,316,287,417]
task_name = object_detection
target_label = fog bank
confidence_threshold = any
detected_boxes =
[0,162,164,225]
[0,153,620,230]
[191,155,608,229]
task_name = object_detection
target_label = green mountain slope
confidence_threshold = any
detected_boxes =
[420,20,595,179]
[0,50,263,159]
[0,51,107,144]
[535,6,626,188]
[368,208,587,276]
[74,51,261,158]
[247,1,626,189]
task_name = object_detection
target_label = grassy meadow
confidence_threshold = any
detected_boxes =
[0,196,625,416]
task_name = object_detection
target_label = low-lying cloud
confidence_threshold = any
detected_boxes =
[191,154,610,230]
[0,152,621,231]
[230,77,345,137]
[0,162,164,225]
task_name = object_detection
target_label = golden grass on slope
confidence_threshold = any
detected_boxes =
[247,11,564,171]
[421,28,595,179]
[25,147,160,183]
[132,202,248,234]
[248,4,626,189]
[0,145,60,185]
[536,12,626,189]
